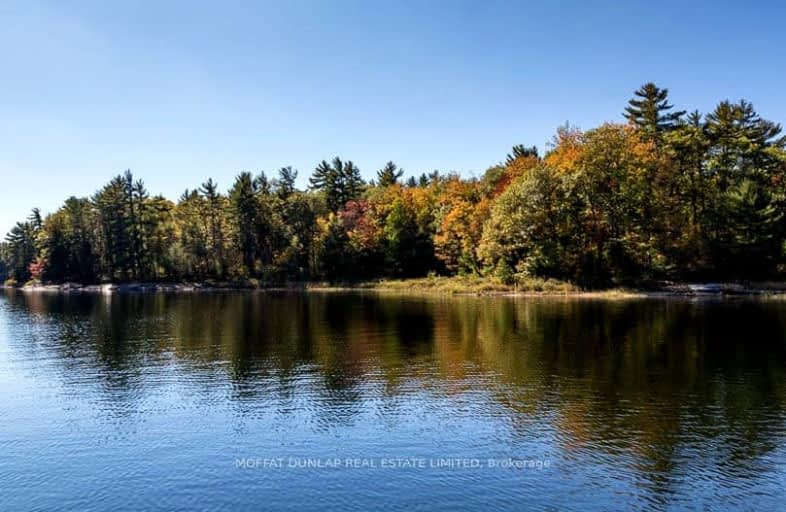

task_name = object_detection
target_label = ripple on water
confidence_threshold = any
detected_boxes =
[1,291,786,511]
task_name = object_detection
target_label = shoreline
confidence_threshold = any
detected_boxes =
[4,278,786,299]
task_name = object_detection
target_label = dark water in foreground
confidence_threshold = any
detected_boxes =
[1,291,785,511]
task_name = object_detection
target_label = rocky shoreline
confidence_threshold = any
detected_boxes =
[2,282,263,294]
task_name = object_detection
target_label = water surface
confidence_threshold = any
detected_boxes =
[1,291,785,510]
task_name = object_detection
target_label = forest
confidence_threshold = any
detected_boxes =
[2,83,785,288]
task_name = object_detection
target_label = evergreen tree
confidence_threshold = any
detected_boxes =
[310,160,340,211]
[666,110,711,267]
[505,144,539,164]
[253,172,270,195]
[128,174,150,279]
[724,179,784,277]
[229,172,273,276]
[0,243,7,282]
[339,159,364,204]
[199,178,226,277]
[3,213,39,282]
[4,84,786,287]
[309,157,364,212]
[376,161,404,187]
[143,195,176,280]
[39,197,97,282]
[275,166,298,200]
[625,82,685,138]
[93,175,130,279]
[230,173,257,275]
[705,99,786,190]
[173,189,211,278]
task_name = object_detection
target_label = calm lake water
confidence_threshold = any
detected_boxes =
[1,291,785,511]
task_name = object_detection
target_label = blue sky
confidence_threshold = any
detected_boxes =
[2,0,785,235]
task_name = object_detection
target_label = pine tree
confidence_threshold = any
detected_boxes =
[128,173,150,279]
[3,215,39,282]
[230,172,262,275]
[505,144,538,165]
[706,100,786,191]
[199,178,226,277]
[310,160,339,210]
[309,157,364,212]
[253,171,270,195]
[667,110,710,235]
[625,82,685,138]
[275,166,298,200]
[339,159,364,204]
[93,175,129,279]
[376,161,404,187]
[0,243,7,282]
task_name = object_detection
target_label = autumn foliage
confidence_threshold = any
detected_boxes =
[3,83,786,287]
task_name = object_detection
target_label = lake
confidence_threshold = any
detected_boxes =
[1,291,785,510]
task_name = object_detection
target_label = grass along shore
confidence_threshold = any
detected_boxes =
[5,275,786,298]
[3,275,578,295]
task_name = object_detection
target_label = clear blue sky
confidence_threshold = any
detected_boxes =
[2,0,785,235]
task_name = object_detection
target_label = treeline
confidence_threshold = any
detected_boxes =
[2,83,786,287]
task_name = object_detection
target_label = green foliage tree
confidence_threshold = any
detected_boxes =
[383,198,421,276]
[4,84,786,288]
[172,189,210,278]
[505,144,538,165]
[309,157,364,212]
[275,191,318,279]
[39,197,97,282]
[230,172,259,275]
[275,166,297,200]
[479,166,578,280]
[317,213,350,279]
[700,100,786,277]
[3,212,40,283]
[198,178,227,277]
[0,243,8,282]
[376,161,404,187]
[625,82,685,139]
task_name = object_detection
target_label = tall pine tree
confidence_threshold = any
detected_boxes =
[376,161,403,187]
[625,82,685,139]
